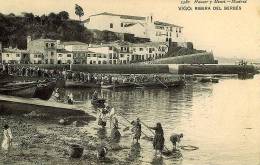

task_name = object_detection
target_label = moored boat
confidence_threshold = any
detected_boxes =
[65,80,100,88]
[101,82,136,89]
[33,81,56,100]
[0,85,37,98]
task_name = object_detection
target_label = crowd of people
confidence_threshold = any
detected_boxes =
[0,64,182,85]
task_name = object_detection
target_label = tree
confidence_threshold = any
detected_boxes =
[75,4,84,21]
[58,11,69,20]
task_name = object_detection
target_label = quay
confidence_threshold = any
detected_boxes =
[10,64,256,74]
[0,94,95,120]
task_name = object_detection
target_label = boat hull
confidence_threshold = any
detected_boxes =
[0,85,37,98]
[65,81,100,88]
[33,81,56,100]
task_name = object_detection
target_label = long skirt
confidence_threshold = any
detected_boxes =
[153,134,164,151]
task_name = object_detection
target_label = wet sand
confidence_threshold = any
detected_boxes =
[0,114,140,165]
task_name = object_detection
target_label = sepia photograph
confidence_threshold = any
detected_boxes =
[0,0,259,164]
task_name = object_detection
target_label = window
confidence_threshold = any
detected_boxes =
[139,48,143,51]
[93,54,96,57]
[120,54,124,58]
[109,47,113,50]
[51,52,54,56]
[121,47,123,51]
[46,43,48,48]
[179,28,182,33]
[87,54,90,57]
[6,54,9,57]
[93,61,96,64]
[121,23,123,27]
[166,38,168,42]
[98,55,102,58]
[51,43,54,47]
[109,53,112,59]
[58,54,62,57]
[16,54,20,57]
[50,59,54,64]
[103,60,107,64]
[110,23,113,28]
[98,61,101,64]
[103,55,107,58]
[67,54,71,57]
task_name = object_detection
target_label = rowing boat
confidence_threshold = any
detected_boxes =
[0,85,37,98]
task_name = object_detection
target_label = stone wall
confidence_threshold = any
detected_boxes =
[151,52,217,64]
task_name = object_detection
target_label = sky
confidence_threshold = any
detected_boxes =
[0,0,259,59]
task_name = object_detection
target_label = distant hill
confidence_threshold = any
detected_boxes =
[0,11,128,49]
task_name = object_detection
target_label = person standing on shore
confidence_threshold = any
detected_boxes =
[2,124,13,157]
[150,123,165,157]
[67,93,74,105]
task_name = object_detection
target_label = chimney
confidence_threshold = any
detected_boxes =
[27,36,31,50]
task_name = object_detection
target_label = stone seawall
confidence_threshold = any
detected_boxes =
[150,52,216,64]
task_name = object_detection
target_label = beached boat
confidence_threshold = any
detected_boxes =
[33,81,56,100]
[199,77,212,83]
[0,85,37,98]
[101,83,136,89]
[139,80,185,88]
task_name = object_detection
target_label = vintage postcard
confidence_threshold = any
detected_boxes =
[0,0,259,164]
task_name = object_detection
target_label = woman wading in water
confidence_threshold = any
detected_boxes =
[150,123,165,157]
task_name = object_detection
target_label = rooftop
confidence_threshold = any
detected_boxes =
[132,42,168,47]
[3,47,28,53]
[32,38,56,42]
[62,41,88,46]
[89,12,146,21]
[154,21,183,28]
[88,12,182,28]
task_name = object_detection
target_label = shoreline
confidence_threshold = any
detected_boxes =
[0,113,138,164]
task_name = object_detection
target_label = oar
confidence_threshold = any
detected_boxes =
[117,112,151,138]
[156,77,168,88]
[139,120,171,152]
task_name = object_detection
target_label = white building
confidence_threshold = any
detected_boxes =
[57,50,73,64]
[62,41,89,64]
[88,44,119,64]
[1,47,28,64]
[85,12,184,43]
[131,42,168,61]
[30,52,43,64]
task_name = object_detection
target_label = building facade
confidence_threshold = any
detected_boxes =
[85,12,184,43]
[27,37,57,64]
[62,41,89,64]
[57,50,73,64]
[1,47,29,64]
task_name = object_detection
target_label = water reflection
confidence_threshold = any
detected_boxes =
[60,75,260,165]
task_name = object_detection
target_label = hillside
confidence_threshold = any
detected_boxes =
[0,11,94,49]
